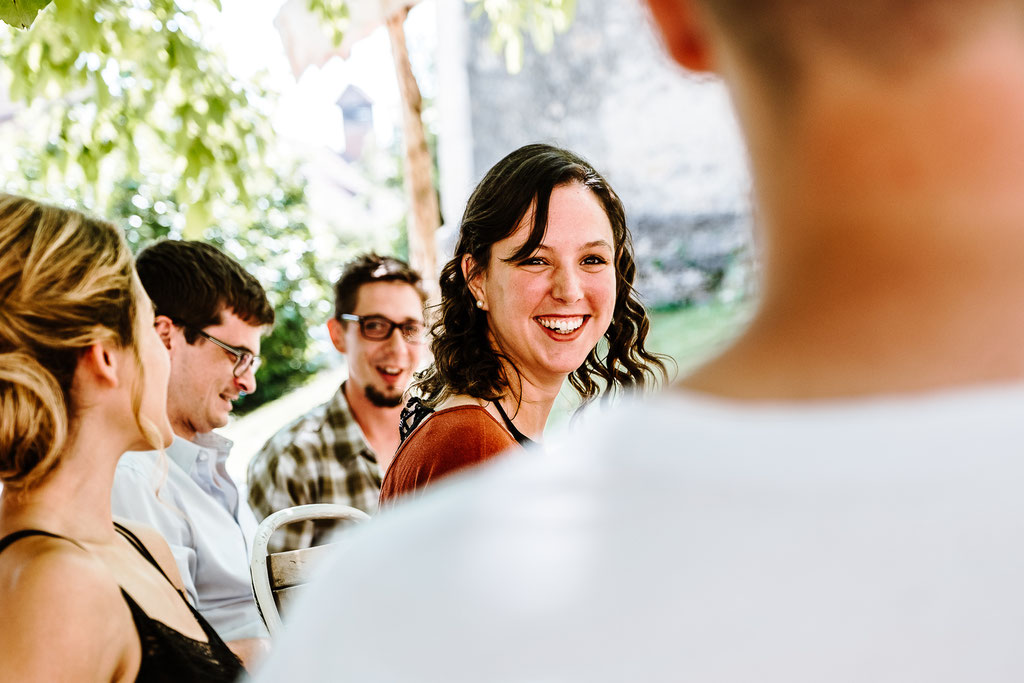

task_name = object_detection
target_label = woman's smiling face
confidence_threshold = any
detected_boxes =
[467,182,617,390]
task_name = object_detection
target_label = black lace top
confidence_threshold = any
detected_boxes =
[0,523,243,682]
[399,396,434,443]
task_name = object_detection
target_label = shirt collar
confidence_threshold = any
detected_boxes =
[331,383,377,462]
[166,432,234,471]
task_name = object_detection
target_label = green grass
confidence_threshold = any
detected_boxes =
[546,298,754,427]
[645,300,754,381]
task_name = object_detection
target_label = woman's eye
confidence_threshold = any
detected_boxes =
[520,257,547,266]
[582,255,609,266]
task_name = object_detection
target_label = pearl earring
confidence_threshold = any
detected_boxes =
[476,300,484,309]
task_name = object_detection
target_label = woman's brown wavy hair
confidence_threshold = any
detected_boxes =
[417,143,667,408]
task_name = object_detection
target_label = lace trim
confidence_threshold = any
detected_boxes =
[400,397,434,443]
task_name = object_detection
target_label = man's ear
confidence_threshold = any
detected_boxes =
[461,254,487,311]
[327,317,347,354]
[646,0,717,73]
[153,315,175,350]
[78,342,120,388]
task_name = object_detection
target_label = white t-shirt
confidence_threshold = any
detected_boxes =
[255,384,1024,682]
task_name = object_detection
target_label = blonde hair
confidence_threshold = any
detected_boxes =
[0,194,160,490]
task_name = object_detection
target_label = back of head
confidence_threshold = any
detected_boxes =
[689,0,1007,89]
[650,0,1024,399]
[135,240,275,342]
[0,194,138,490]
[333,253,426,320]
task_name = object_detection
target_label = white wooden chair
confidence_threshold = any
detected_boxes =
[250,503,370,635]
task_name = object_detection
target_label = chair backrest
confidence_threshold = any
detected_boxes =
[250,503,370,635]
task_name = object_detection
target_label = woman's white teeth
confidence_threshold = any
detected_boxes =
[380,367,401,375]
[538,316,584,334]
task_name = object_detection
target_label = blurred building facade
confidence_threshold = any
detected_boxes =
[435,0,755,307]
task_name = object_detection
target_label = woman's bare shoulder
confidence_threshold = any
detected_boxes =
[0,533,116,594]
[113,518,187,592]
[0,536,136,680]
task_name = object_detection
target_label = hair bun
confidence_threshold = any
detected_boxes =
[0,351,67,489]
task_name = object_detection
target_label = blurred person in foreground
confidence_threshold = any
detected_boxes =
[0,194,242,680]
[255,1,1024,680]
[379,143,666,504]
[112,240,274,667]
[248,254,426,552]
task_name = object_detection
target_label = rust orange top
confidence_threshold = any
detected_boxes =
[379,406,520,507]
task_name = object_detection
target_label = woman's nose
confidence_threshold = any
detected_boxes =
[551,266,584,304]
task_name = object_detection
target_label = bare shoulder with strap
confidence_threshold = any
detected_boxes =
[0,529,138,681]
[113,519,188,593]
[0,528,85,554]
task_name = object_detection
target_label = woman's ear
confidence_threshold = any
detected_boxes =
[78,341,120,388]
[646,0,718,73]
[461,254,488,311]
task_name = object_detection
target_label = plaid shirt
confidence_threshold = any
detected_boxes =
[247,384,382,553]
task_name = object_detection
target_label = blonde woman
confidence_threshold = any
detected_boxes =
[0,194,243,681]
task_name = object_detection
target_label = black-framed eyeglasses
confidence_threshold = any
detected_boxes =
[169,317,261,378]
[193,329,261,377]
[340,314,426,344]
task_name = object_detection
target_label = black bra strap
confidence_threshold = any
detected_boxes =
[492,401,535,447]
[113,521,177,587]
[0,529,83,556]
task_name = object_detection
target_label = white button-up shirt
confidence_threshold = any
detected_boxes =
[112,433,267,641]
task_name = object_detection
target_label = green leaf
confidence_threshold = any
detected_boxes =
[0,0,52,29]
[206,95,226,125]
[474,0,577,74]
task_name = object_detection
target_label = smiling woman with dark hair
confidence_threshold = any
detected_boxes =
[379,144,667,504]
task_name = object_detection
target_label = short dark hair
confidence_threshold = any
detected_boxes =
[333,253,426,320]
[416,143,667,408]
[135,240,274,343]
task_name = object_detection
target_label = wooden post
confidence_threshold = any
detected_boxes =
[386,6,441,303]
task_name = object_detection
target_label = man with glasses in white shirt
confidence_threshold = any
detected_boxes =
[247,253,426,553]
[112,239,275,669]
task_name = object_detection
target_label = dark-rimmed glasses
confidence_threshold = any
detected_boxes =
[340,314,426,344]
[193,329,261,377]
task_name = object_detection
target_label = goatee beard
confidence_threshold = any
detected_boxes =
[364,384,403,408]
